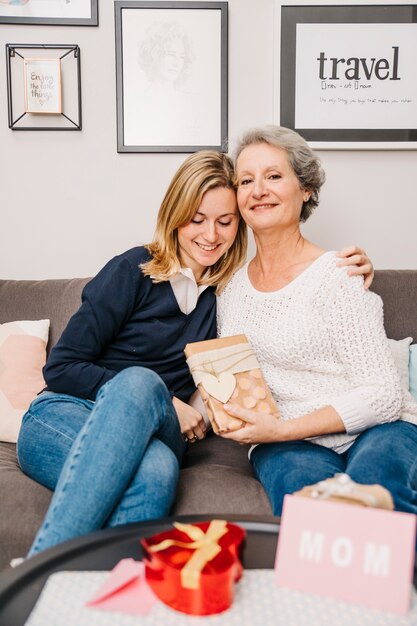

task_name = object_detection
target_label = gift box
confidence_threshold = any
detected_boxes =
[294,472,394,510]
[185,334,279,433]
[141,520,246,615]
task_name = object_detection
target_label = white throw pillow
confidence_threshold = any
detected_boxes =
[0,319,49,443]
[387,336,413,391]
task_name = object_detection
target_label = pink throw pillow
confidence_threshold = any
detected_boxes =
[0,320,49,443]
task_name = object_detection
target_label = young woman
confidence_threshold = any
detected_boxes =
[17,151,244,556]
[17,148,372,557]
[217,126,417,516]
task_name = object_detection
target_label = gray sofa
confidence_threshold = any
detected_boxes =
[0,271,416,570]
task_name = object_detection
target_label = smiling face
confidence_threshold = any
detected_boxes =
[177,186,239,281]
[235,142,310,235]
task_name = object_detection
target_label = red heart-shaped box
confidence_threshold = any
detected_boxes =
[141,521,246,615]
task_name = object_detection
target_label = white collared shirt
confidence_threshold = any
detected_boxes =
[169,267,209,314]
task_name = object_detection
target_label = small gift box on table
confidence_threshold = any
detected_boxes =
[294,472,394,510]
[185,334,279,433]
[141,520,245,615]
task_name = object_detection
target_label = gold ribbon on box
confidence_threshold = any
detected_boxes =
[148,520,228,590]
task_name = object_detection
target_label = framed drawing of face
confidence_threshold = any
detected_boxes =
[115,1,228,153]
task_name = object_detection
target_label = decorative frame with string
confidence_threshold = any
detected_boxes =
[6,44,82,131]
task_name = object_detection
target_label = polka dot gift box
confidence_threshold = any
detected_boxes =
[185,334,279,433]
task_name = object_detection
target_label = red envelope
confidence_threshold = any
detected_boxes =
[86,558,157,615]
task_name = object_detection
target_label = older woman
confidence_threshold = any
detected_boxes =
[217,126,417,516]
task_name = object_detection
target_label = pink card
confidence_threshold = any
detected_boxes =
[275,495,416,614]
[86,558,157,615]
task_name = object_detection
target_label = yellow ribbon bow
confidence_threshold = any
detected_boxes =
[148,519,229,590]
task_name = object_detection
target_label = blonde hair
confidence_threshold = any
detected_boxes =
[142,151,247,293]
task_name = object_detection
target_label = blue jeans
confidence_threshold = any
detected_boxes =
[251,421,417,516]
[17,367,186,557]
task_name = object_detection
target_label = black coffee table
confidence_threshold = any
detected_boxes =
[0,514,279,626]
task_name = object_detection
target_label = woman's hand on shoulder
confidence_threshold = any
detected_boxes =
[217,404,285,445]
[336,245,374,289]
[172,396,207,442]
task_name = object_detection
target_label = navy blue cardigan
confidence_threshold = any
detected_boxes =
[44,247,217,402]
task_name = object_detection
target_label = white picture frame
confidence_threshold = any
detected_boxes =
[0,0,98,26]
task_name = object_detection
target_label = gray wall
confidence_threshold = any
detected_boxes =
[1,0,416,279]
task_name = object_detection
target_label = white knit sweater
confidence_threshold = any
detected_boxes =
[217,251,417,452]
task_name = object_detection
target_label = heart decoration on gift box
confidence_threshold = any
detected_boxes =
[200,372,236,403]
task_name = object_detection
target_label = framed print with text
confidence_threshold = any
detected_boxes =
[275,1,417,149]
[24,58,62,114]
[0,0,98,26]
[115,1,228,153]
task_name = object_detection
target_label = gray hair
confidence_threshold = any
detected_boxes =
[234,126,325,222]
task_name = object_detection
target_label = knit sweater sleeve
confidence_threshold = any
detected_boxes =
[43,253,139,400]
[322,268,403,434]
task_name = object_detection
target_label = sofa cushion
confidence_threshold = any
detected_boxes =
[371,271,417,343]
[0,320,49,442]
[0,279,90,355]
[0,442,51,566]
[174,433,273,515]
[174,463,273,515]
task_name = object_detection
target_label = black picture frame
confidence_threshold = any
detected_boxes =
[6,44,82,131]
[0,0,98,26]
[278,3,417,149]
[115,0,228,153]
